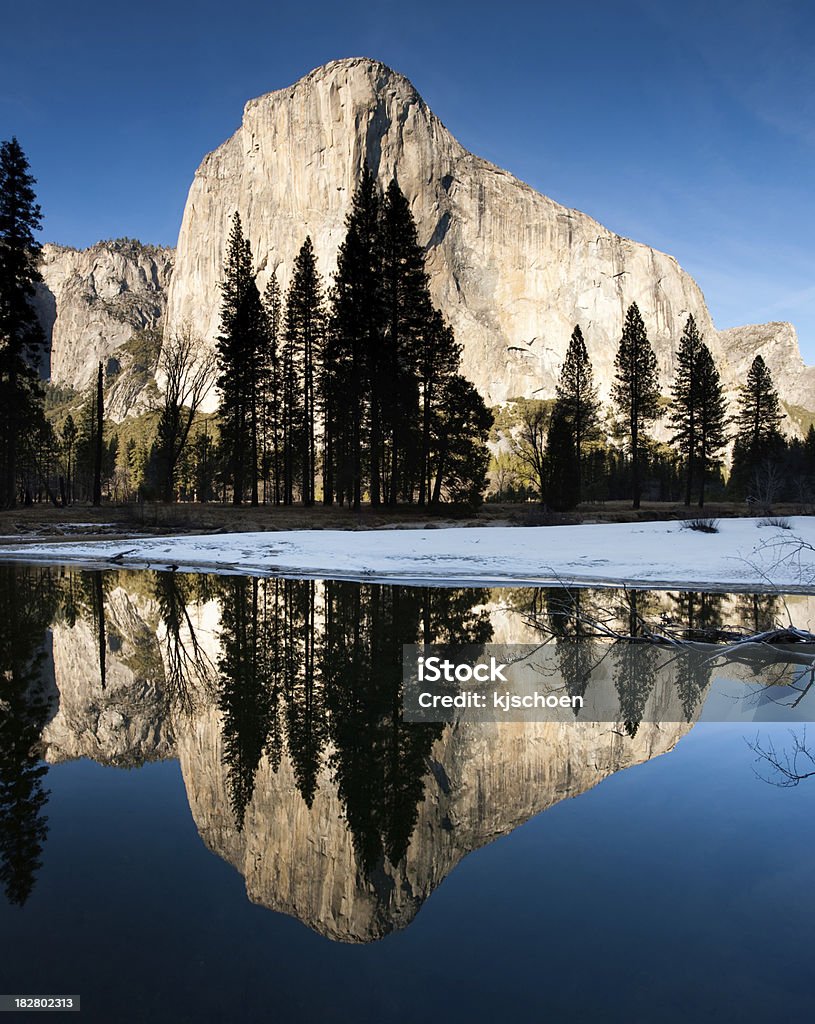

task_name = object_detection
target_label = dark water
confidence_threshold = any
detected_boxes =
[0,565,814,1023]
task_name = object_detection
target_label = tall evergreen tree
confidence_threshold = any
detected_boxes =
[418,310,461,505]
[261,273,283,504]
[62,413,77,505]
[548,324,600,508]
[216,213,265,505]
[428,376,492,507]
[611,302,662,509]
[695,344,728,507]
[379,178,433,505]
[545,405,579,510]
[668,314,704,506]
[284,238,324,505]
[0,139,46,508]
[735,354,784,450]
[730,354,785,498]
[326,165,383,509]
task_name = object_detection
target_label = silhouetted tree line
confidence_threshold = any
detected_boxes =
[215,167,493,509]
[0,139,808,511]
[495,303,800,510]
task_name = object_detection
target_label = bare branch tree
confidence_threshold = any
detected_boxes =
[511,401,550,502]
[153,324,216,502]
[748,728,815,786]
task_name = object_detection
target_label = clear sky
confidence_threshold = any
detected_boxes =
[1,0,812,355]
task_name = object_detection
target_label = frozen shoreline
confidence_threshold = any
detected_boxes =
[1,517,814,591]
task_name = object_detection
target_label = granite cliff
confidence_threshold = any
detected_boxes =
[33,239,173,419]
[32,58,813,421]
[166,57,812,413]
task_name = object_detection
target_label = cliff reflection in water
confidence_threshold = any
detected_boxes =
[0,566,809,940]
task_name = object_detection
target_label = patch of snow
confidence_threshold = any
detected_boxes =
[0,518,814,591]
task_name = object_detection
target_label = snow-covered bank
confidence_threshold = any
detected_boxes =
[1,517,815,590]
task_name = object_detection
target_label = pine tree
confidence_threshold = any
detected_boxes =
[545,405,579,510]
[736,354,784,450]
[379,178,433,505]
[216,213,265,505]
[0,139,46,507]
[258,273,282,504]
[668,314,704,506]
[284,238,324,506]
[418,310,461,505]
[730,354,785,499]
[550,324,600,508]
[695,344,728,507]
[428,376,493,507]
[611,302,662,509]
[326,165,383,509]
[61,414,77,504]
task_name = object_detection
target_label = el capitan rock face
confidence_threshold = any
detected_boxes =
[31,58,813,419]
[165,57,812,411]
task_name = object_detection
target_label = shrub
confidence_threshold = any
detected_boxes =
[680,517,719,534]
[758,516,792,530]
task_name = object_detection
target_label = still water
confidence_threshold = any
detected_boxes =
[0,565,814,1022]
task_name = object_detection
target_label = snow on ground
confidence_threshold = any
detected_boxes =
[1,517,815,590]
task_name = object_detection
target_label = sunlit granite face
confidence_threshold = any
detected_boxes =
[165,58,815,416]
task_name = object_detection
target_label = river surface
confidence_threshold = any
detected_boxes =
[0,565,813,1023]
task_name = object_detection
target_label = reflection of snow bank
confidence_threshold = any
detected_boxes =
[3,518,815,590]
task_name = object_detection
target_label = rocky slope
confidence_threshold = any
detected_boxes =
[164,57,812,412]
[33,239,174,410]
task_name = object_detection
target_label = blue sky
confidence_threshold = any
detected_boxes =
[1,0,813,356]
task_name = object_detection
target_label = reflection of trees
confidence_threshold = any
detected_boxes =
[325,584,430,872]
[668,591,725,638]
[154,572,215,717]
[673,647,715,722]
[544,590,602,710]
[736,593,781,634]
[214,578,492,871]
[324,584,490,872]
[0,567,57,905]
[282,579,326,808]
[613,592,658,736]
[217,577,280,830]
[613,644,658,737]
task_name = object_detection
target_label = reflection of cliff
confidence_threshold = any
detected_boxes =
[180,711,686,942]
[44,576,175,766]
[10,566,779,939]
[179,578,694,942]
